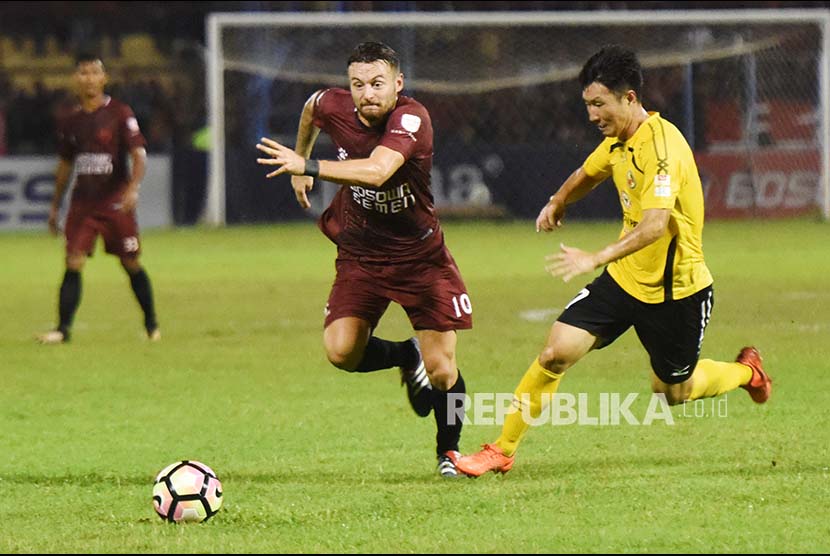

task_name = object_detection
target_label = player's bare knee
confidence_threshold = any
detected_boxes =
[651,381,687,406]
[424,362,455,391]
[120,257,142,274]
[428,370,455,391]
[65,253,86,271]
[323,333,362,370]
[538,346,570,374]
[663,390,688,406]
[325,345,359,371]
[650,379,671,394]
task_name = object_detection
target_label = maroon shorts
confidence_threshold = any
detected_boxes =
[64,201,141,258]
[325,247,473,332]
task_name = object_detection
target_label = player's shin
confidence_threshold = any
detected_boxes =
[128,268,158,333]
[58,269,82,337]
[353,336,414,372]
[433,370,465,455]
[496,358,564,457]
[688,359,752,400]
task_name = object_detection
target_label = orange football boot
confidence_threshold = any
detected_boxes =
[737,347,772,403]
[455,443,515,477]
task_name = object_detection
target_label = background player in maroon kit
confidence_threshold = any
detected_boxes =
[37,54,160,344]
[256,42,470,477]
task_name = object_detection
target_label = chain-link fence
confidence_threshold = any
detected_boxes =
[208,11,829,224]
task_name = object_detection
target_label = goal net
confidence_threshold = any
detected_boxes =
[206,10,830,224]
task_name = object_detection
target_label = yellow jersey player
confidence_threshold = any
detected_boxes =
[457,45,771,477]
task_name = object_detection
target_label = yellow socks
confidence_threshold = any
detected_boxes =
[496,357,564,456]
[492,357,749,457]
[689,359,753,400]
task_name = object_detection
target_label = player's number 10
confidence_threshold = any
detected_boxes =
[452,294,473,318]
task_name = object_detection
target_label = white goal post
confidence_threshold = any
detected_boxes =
[206,9,830,224]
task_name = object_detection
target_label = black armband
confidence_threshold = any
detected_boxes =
[304,159,320,178]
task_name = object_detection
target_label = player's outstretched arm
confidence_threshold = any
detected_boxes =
[256,137,312,178]
[536,166,603,232]
[257,138,404,189]
[544,208,670,282]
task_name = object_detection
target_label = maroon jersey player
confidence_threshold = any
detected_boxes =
[257,42,470,478]
[37,54,160,344]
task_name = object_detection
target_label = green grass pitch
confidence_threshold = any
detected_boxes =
[1,218,829,553]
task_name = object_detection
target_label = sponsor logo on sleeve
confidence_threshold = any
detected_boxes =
[654,174,672,197]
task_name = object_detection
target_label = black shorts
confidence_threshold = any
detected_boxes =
[557,270,713,384]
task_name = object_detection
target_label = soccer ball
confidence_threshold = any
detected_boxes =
[152,460,223,523]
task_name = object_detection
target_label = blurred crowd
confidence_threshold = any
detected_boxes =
[259,69,692,154]
[0,75,189,155]
[0,0,826,156]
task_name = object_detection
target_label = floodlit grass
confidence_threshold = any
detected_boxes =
[1,219,828,553]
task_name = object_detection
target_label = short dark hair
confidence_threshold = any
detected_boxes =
[579,45,642,98]
[75,52,105,69]
[347,41,400,73]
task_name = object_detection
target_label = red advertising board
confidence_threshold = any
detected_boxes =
[695,150,820,218]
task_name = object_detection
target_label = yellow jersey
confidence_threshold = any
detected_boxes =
[582,112,713,303]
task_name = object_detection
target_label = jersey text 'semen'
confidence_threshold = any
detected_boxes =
[313,89,442,263]
[57,96,146,205]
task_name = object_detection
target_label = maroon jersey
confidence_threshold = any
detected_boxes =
[57,96,145,205]
[313,88,442,263]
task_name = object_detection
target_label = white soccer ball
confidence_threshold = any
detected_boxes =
[152,460,223,523]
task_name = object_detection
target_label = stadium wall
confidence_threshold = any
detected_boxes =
[0,155,172,231]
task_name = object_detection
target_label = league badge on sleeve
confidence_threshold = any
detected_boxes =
[127,117,141,134]
[401,114,422,133]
